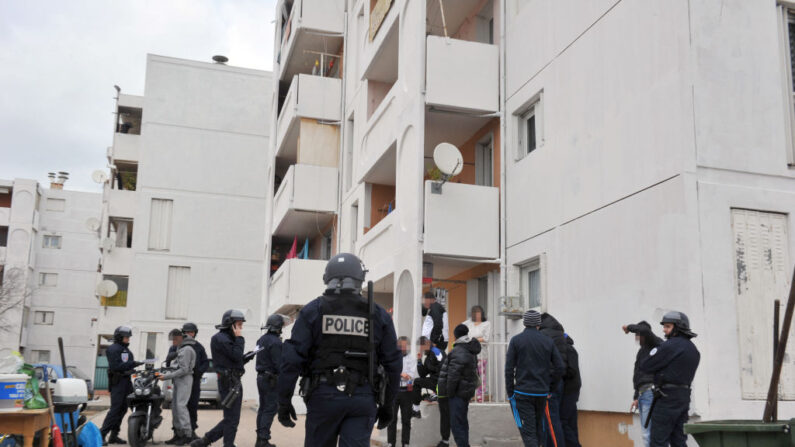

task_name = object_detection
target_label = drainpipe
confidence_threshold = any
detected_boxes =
[499,0,509,343]
[335,3,349,253]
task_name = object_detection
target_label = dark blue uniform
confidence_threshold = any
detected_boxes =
[277,294,402,446]
[100,341,139,437]
[255,333,282,441]
[188,341,209,431]
[640,336,700,447]
[204,330,245,446]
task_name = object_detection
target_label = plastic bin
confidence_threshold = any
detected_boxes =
[684,419,795,447]
[0,373,28,412]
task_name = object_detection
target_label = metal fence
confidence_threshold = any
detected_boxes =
[474,341,508,404]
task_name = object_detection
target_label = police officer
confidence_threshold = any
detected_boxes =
[276,253,402,446]
[100,326,143,445]
[191,310,247,447]
[255,314,285,447]
[182,322,209,440]
[640,311,700,447]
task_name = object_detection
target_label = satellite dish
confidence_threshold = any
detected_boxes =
[96,280,118,297]
[101,237,115,252]
[85,218,101,232]
[433,143,464,177]
[92,170,108,184]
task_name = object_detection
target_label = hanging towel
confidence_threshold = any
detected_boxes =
[298,238,309,259]
[286,237,298,259]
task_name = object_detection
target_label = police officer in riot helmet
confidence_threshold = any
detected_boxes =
[255,314,286,447]
[101,326,144,445]
[640,311,700,447]
[276,253,402,446]
[181,322,209,440]
[191,310,248,447]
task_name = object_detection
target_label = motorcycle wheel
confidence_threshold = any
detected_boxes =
[128,415,148,447]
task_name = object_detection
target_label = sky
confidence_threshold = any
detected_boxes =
[0,0,276,192]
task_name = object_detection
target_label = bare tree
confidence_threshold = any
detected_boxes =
[0,267,29,336]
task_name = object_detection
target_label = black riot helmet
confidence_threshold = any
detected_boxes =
[263,314,286,334]
[114,325,133,343]
[182,322,198,335]
[660,311,697,338]
[216,309,246,330]
[323,253,367,294]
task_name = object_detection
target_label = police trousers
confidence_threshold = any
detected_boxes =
[256,374,278,440]
[204,375,242,446]
[100,378,132,435]
[650,388,690,447]
[304,383,377,447]
[188,373,202,430]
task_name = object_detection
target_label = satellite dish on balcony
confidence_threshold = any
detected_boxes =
[101,236,115,252]
[92,170,109,184]
[96,280,118,297]
[85,217,101,232]
[433,142,463,177]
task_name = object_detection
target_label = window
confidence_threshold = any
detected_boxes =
[109,217,133,248]
[732,209,794,399]
[165,266,190,319]
[148,199,173,251]
[144,332,158,360]
[517,93,543,160]
[34,311,54,325]
[476,0,495,44]
[520,256,544,310]
[32,350,50,363]
[321,231,333,261]
[0,226,8,247]
[101,275,129,307]
[351,203,359,246]
[475,135,494,186]
[779,6,795,164]
[42,235,62,249]
[46,198,65,212]
[39,273,58,287]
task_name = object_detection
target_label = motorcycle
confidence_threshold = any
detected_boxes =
[126,363,173,447]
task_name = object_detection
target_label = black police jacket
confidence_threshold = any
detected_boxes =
[277,292,402,407]
[107,341,138,385]
[438,337,481,400]
[505,327,565,397]
[255,333,282,375]
[639,335,700,387]
[190,340,209,379]
[211,330,245,372]
[627,322,663,399]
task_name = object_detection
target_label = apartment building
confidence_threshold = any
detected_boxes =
[266,0,795,445]
[97,55,271,397]
[0,176,101,371]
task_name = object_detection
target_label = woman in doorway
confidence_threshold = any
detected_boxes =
[463,305,491,402]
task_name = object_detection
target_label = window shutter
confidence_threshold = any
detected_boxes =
[165,266,190,320]
[148,199,173,250]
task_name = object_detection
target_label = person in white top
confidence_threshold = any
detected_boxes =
[421,292,449,350]
[387,336,419,447]
[462,305,490,402]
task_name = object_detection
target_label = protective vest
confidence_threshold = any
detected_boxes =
[310,293,371,375]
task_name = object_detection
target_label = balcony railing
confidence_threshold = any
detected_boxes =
[106,187,136,219]
[423,181,499,259]
[268,258,327,316]
[112,132,140,162]
[272,164,338,237]
[276,74,342,162]
[425,36,499,113]
[278,0,345,81]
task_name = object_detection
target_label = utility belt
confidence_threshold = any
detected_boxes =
[638,383,654,395]
[660,383,690,390]
[258,371,278,387]
[217,368,244,388]
[299,365,388,404]
[107,369,132,387]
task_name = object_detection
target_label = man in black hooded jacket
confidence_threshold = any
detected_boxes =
[438,324,480,447]
[560,334,582,447]
[540,313,568,447]
[623,320,663,447]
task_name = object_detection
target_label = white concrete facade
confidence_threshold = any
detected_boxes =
[0,179,101,373]
[97,55,272,398]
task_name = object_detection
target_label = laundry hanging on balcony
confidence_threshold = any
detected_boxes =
[297,238,309,260]
[286,236,298,260]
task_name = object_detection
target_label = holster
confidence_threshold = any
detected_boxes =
[260,371,278,387]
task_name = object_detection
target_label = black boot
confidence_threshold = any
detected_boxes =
[101,430,108,446]
[107,431,127,444]
[190,436,210,447]
[165,429,181,445]
[255,438,276,447]
[190,431,199,441]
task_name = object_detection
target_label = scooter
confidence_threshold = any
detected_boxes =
[126,363,173,447]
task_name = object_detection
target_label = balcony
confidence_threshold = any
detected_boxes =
[112,132,140,162]
[277,0,345,81]
[107,187,136,219]
[268,258,327,315]
[425,36,499,113]
[272,164,338,238]
[356,211,397,281]
[276,74,342,163]
[423,181,499,259]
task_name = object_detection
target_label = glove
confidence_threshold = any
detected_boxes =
[375,404,394,430]
[277,402,297,428]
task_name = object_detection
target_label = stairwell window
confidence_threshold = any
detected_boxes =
[34,311,54,325]
[148,198,173,251]
[779,4,795,164]
[43,235,62,249]
[516,92,543,160]
[39,272,58,287]
[519,255,546,310]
